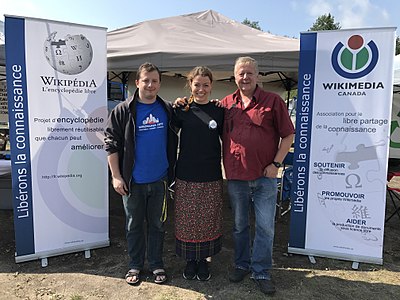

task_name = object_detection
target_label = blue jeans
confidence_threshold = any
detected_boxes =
[227,177,277,280]
[122,179,167,271]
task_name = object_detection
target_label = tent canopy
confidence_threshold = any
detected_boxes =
[107,10,300,88]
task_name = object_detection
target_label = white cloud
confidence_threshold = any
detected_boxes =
[337,0,371,28]
[333,0,391,29]
[0,0,41,21]
[307,0,333,18]
[304,0,394,30]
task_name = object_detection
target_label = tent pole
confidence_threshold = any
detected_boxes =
[286,89,290,109]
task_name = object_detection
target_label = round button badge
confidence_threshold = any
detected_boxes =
[208,120,217,130]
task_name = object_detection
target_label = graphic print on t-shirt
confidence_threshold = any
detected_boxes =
[138,113,165,131]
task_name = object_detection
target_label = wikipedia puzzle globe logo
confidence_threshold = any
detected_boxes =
[44,32,93,75]
[331,34,379,79]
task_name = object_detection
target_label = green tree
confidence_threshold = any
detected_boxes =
[309,13,341,31]
[242,18,262,31]
[396,36,400,55]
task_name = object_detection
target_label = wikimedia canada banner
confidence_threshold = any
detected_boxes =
[5,16,109,263]
[288,28,396,264]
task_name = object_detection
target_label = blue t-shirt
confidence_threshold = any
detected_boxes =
[132,101,168,183]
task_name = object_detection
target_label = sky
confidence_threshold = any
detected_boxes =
[0,0,398,38]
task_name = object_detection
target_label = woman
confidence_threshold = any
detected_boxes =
[173,66,224,281]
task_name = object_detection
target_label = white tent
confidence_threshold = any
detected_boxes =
[107,10,300,96]
[0,44,4,67]
[1,21,5,86]
[0,22,6,127]
[0,21,4,67]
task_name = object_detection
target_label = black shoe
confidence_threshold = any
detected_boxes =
[183,260,197,280]
[229,268,250,282]
[253,278,276,295]
[196,259,211,281]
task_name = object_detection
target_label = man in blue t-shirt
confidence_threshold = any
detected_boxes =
[105,63,178,286]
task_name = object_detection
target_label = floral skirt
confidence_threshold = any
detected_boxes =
[174,178,223,260]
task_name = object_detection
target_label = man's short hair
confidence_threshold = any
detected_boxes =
[136,62,162,82]
[234,56,259,74]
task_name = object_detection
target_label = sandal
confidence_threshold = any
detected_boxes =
[153,268,168,284]
[125,269,140,285]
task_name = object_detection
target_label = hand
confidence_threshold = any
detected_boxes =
[173,97,188,108]
[210,98,222,107]
[112,176,128,196]
[263,164,279,178]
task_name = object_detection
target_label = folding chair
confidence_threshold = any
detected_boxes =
[277,151,294,217]
[386,170,400,222]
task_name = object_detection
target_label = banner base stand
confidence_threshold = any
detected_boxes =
[308,255,316,264]
[288,247,383,265]
[41,257,48,268]
[352,261,359,270]
[39,248,94,267]
[16,240,110,264]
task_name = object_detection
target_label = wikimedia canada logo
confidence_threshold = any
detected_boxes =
[331,35,379,79]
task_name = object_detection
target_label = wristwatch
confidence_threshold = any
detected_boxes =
[272,161,282,168]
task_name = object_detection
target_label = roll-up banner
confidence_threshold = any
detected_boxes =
[289,28,396,264]
[5,15,109,263]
